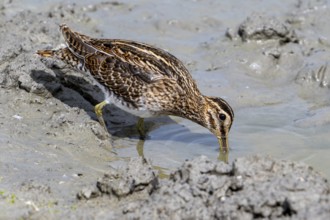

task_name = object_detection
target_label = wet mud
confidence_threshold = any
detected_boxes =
[100,156,329,219]
[1,0,330,219]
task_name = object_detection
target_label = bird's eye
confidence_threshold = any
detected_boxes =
[219,113,226,121]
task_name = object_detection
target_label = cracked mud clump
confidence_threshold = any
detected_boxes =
[77,156,330,219]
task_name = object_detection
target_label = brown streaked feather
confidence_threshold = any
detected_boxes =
[89,39,196,90]
[60,24,96,58]
[84,51,146,108]
[72,31,92,42]
[59,24,199,95]
[40,24,202,112]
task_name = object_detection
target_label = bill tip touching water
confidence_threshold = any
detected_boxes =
[37,24,234,152]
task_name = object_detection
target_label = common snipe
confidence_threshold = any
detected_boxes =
[37,24,234,152]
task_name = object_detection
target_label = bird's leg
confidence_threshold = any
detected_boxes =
[136,118,146,140]
[95,100,109,132]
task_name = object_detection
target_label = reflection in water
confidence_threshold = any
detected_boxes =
[135,132,228,177]
[136,139,169,179]
[115,117,235,178]
[136,139,145,158]
[114,101,330,180]
[218,150,229,163]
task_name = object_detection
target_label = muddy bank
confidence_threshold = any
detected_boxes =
[25,155,330,219]
[1,0,330,219]
[4,154,328,219]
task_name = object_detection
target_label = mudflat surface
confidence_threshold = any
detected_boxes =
[1,0,330,219]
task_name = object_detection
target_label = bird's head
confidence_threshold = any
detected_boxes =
[202,96,234,152]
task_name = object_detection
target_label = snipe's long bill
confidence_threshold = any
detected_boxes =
[37,24,234,152]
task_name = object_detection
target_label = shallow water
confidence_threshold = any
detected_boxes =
[5,0,330,179]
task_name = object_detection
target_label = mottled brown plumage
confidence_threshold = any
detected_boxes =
[37,24,234,152]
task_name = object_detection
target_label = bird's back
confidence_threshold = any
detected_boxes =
[60,25,198,92]
[59,25,203,114]
[38,25,202,116]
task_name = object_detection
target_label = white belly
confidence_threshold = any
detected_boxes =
[107,96,154,118]
[100,83,154,118]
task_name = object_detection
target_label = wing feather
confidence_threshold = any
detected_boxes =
[85,39,193,86]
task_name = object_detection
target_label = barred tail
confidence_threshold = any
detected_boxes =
[36,47,86,71]
[36,49,55,57]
